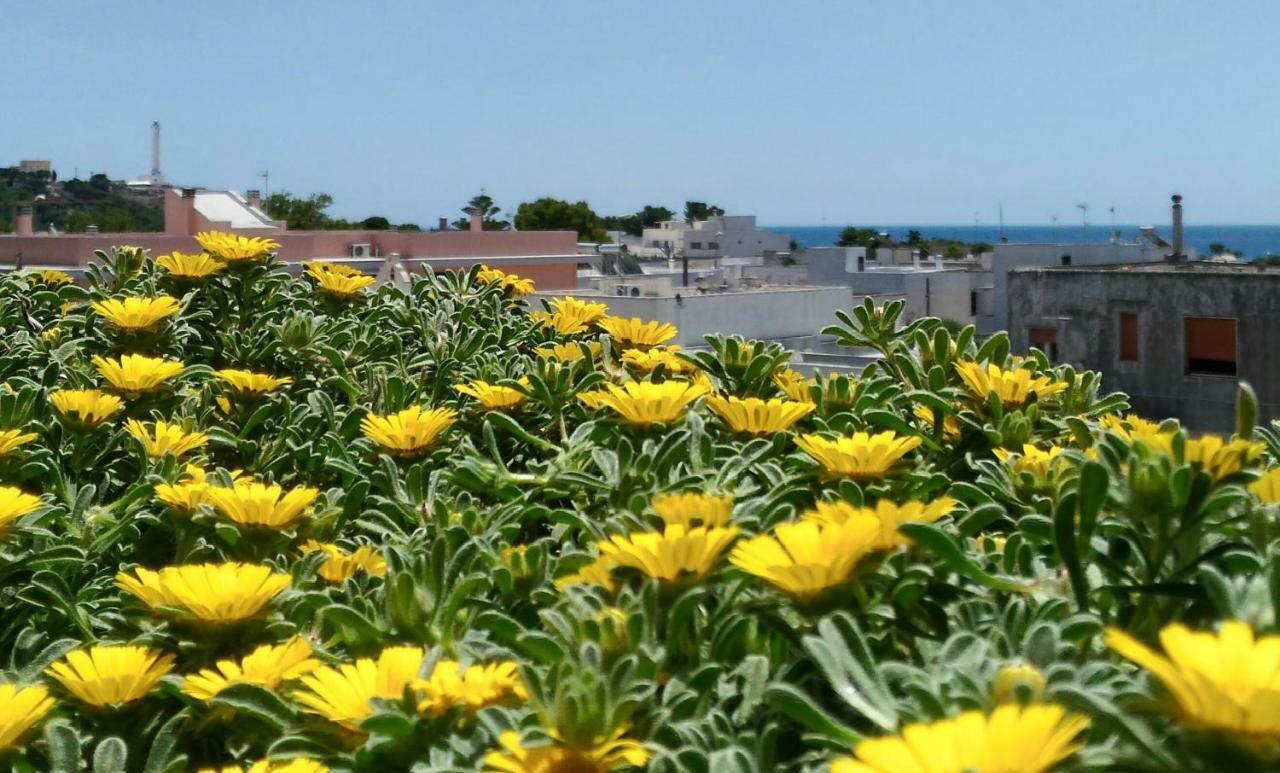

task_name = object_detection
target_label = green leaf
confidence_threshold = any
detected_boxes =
[208,683,297,731]
[899,523,1030,592]
[802,613,899,732]
[763,683,863,748]
[45,721,81,772]
[92,737,127,773]
[1053,493,1090,612]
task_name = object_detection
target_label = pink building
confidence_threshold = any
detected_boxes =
[4,188,579,289]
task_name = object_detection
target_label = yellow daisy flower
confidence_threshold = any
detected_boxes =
[307,263,375,297]
[181,636,319,700]
[483,728,649,773]
[650,491,734,529]
[994,444,1065,479]
[955,361,1068,407]
[155,251,225,278]
[301,541,388,582]
[597,316,677,350]
[125,419,209,459]
[831,703,1087,773]
[91,296,182,331]
[194,231,280,262]
[1252,467,1280,504]
[0,428,37,456]
[46,645,174,707]
[540,296,608,334]
[415,659,528,715]
[729,517,881,597]
[535,341,601,362]
[794,431,922,479]
[93,353,184,394]
[596,525,739,584]
[802,497,956,549]
[116,562,291,623]
[456,378,529,411]
[913,404,961,441]
[620,346,687,374]
[214,369,293,395]
[582,380,707,426]
[1107,621,1280,740]
[26,269,73,286]
[0,486,43,529]
[50,389,123,426]
[293,646,424,730]
[0,683,54,749]
[553,557,616,593]
[705,394,815,435]
[153,465,214,513]
[773,367,814,403]
[360,406,457,456]
[206,481,319,528]
[475,264,535,296]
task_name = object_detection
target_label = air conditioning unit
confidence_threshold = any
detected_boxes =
[614,284,641,297]
[351,243,372,259]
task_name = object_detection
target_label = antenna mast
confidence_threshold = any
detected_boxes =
[258,170,270,198]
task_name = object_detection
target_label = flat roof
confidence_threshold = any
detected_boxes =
[1010,260,1280,275]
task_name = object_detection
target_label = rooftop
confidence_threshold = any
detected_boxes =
[1011,260,1280,275]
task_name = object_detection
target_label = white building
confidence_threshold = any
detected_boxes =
[640,215,790,260]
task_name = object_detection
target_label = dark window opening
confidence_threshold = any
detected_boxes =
[1185,317,1237,376]
[1060,254,1072,266]
[1119,312,1139,362]
[1029,326,1058,360]
[969,291,978,316]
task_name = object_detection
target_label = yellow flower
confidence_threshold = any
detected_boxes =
[0,428,37,456]
[307,263,376,297]
[125,419,209,459]
[1252,468,1280,504]
[26,269,73,286]
[774,367,814,403]
[46,645,174,707]
[596,525,739,583]
[182,636,319,700]
[553,557,616,593]
[415,659,528,715]
[802,497,956,549]
[831,703,1087,773]
[0,486,42,529]
[214,369,293,395]
[116,562,291,623]
[535,341,601,362]
[93,354,184,394]
[540,296,608,334]
[0,683,53,749]
[620,346,687,374]
[153,465,215,513]
[993,444,1066,479]
[201,761,329,773]
[993,663,1047,704]
[308,261,364,277]
[484,728,650,773]
[1179,434,1264,481]
[360,406,457,455]
[476,264,535,296]
[730,518,881,597]
[156,251,225,278]
[706,394,815,435]
[1099,412,1167,442]
[815,372,859,413]
[913,404,961,441]
[1107,621,1280,740]
[91,296,182,331]
[583,380,707,426]
[794,431,922,479]
[301,541,388,582]
[456,378,529,410]
[294,646,424,730]
[597,316,677,350]
[955,361,1068,407]
[194,231,280,262]
[51,388,123,426]
[650,492,734,528]
[206,481,319,528]
[40,325,63,345]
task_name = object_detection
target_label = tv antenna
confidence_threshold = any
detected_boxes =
[1076,203,1089,240]
[258,170,270,198]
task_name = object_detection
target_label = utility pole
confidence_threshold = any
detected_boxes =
[1076,203,1089,240]
[258,170,270,198]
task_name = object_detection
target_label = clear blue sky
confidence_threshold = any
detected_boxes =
[5,1,1277,225]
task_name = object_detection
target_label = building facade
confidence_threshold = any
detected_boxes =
[640,215,790,260]
[1007,262,1280,431]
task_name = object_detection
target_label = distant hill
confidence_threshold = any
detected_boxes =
[0,167,163,233]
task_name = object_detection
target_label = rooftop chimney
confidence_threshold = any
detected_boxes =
[468,210,483,233]
[1169,194,1185,262]
[437,217,448,232]
[246,189,261,209]
[164,187,201,235]
[14,205,33,236]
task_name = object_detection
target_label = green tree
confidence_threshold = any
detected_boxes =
[836,226,882,259]
[451,193,509,231]
[263,191,337,230]
[360,216,391,230]
[905,229,924,245]
[683,201,723,223]
[602,204,675,237]
[515,197,607,242]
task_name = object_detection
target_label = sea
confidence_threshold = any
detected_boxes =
[768,225,1280,259]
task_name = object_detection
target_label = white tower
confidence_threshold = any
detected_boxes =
[143,121,165,185]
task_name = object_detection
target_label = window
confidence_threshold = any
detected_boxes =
[650,240,660,248]
[1029,326,1058,360]
[969,291,978,316]
[690,241,703,250]
[1060,254,1072,266]
[1185,317,1237,375]
[708,241,719,250]
[1119,313,1138,361]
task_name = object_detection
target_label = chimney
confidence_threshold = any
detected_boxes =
[246,189,261,209]
[437,217,448,231]
[164,187,200,235]
[1169,194,1185,261]
[14,205,33,236]
[468,210,483,233]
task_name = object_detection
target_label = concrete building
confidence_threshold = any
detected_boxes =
[2,187,581,289]
[805,247,990,328]
[640,215,790,260]
[1008,261,1280,431]
[18,160,51,174]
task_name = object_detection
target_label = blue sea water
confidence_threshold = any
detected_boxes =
[768,224,1280,259]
